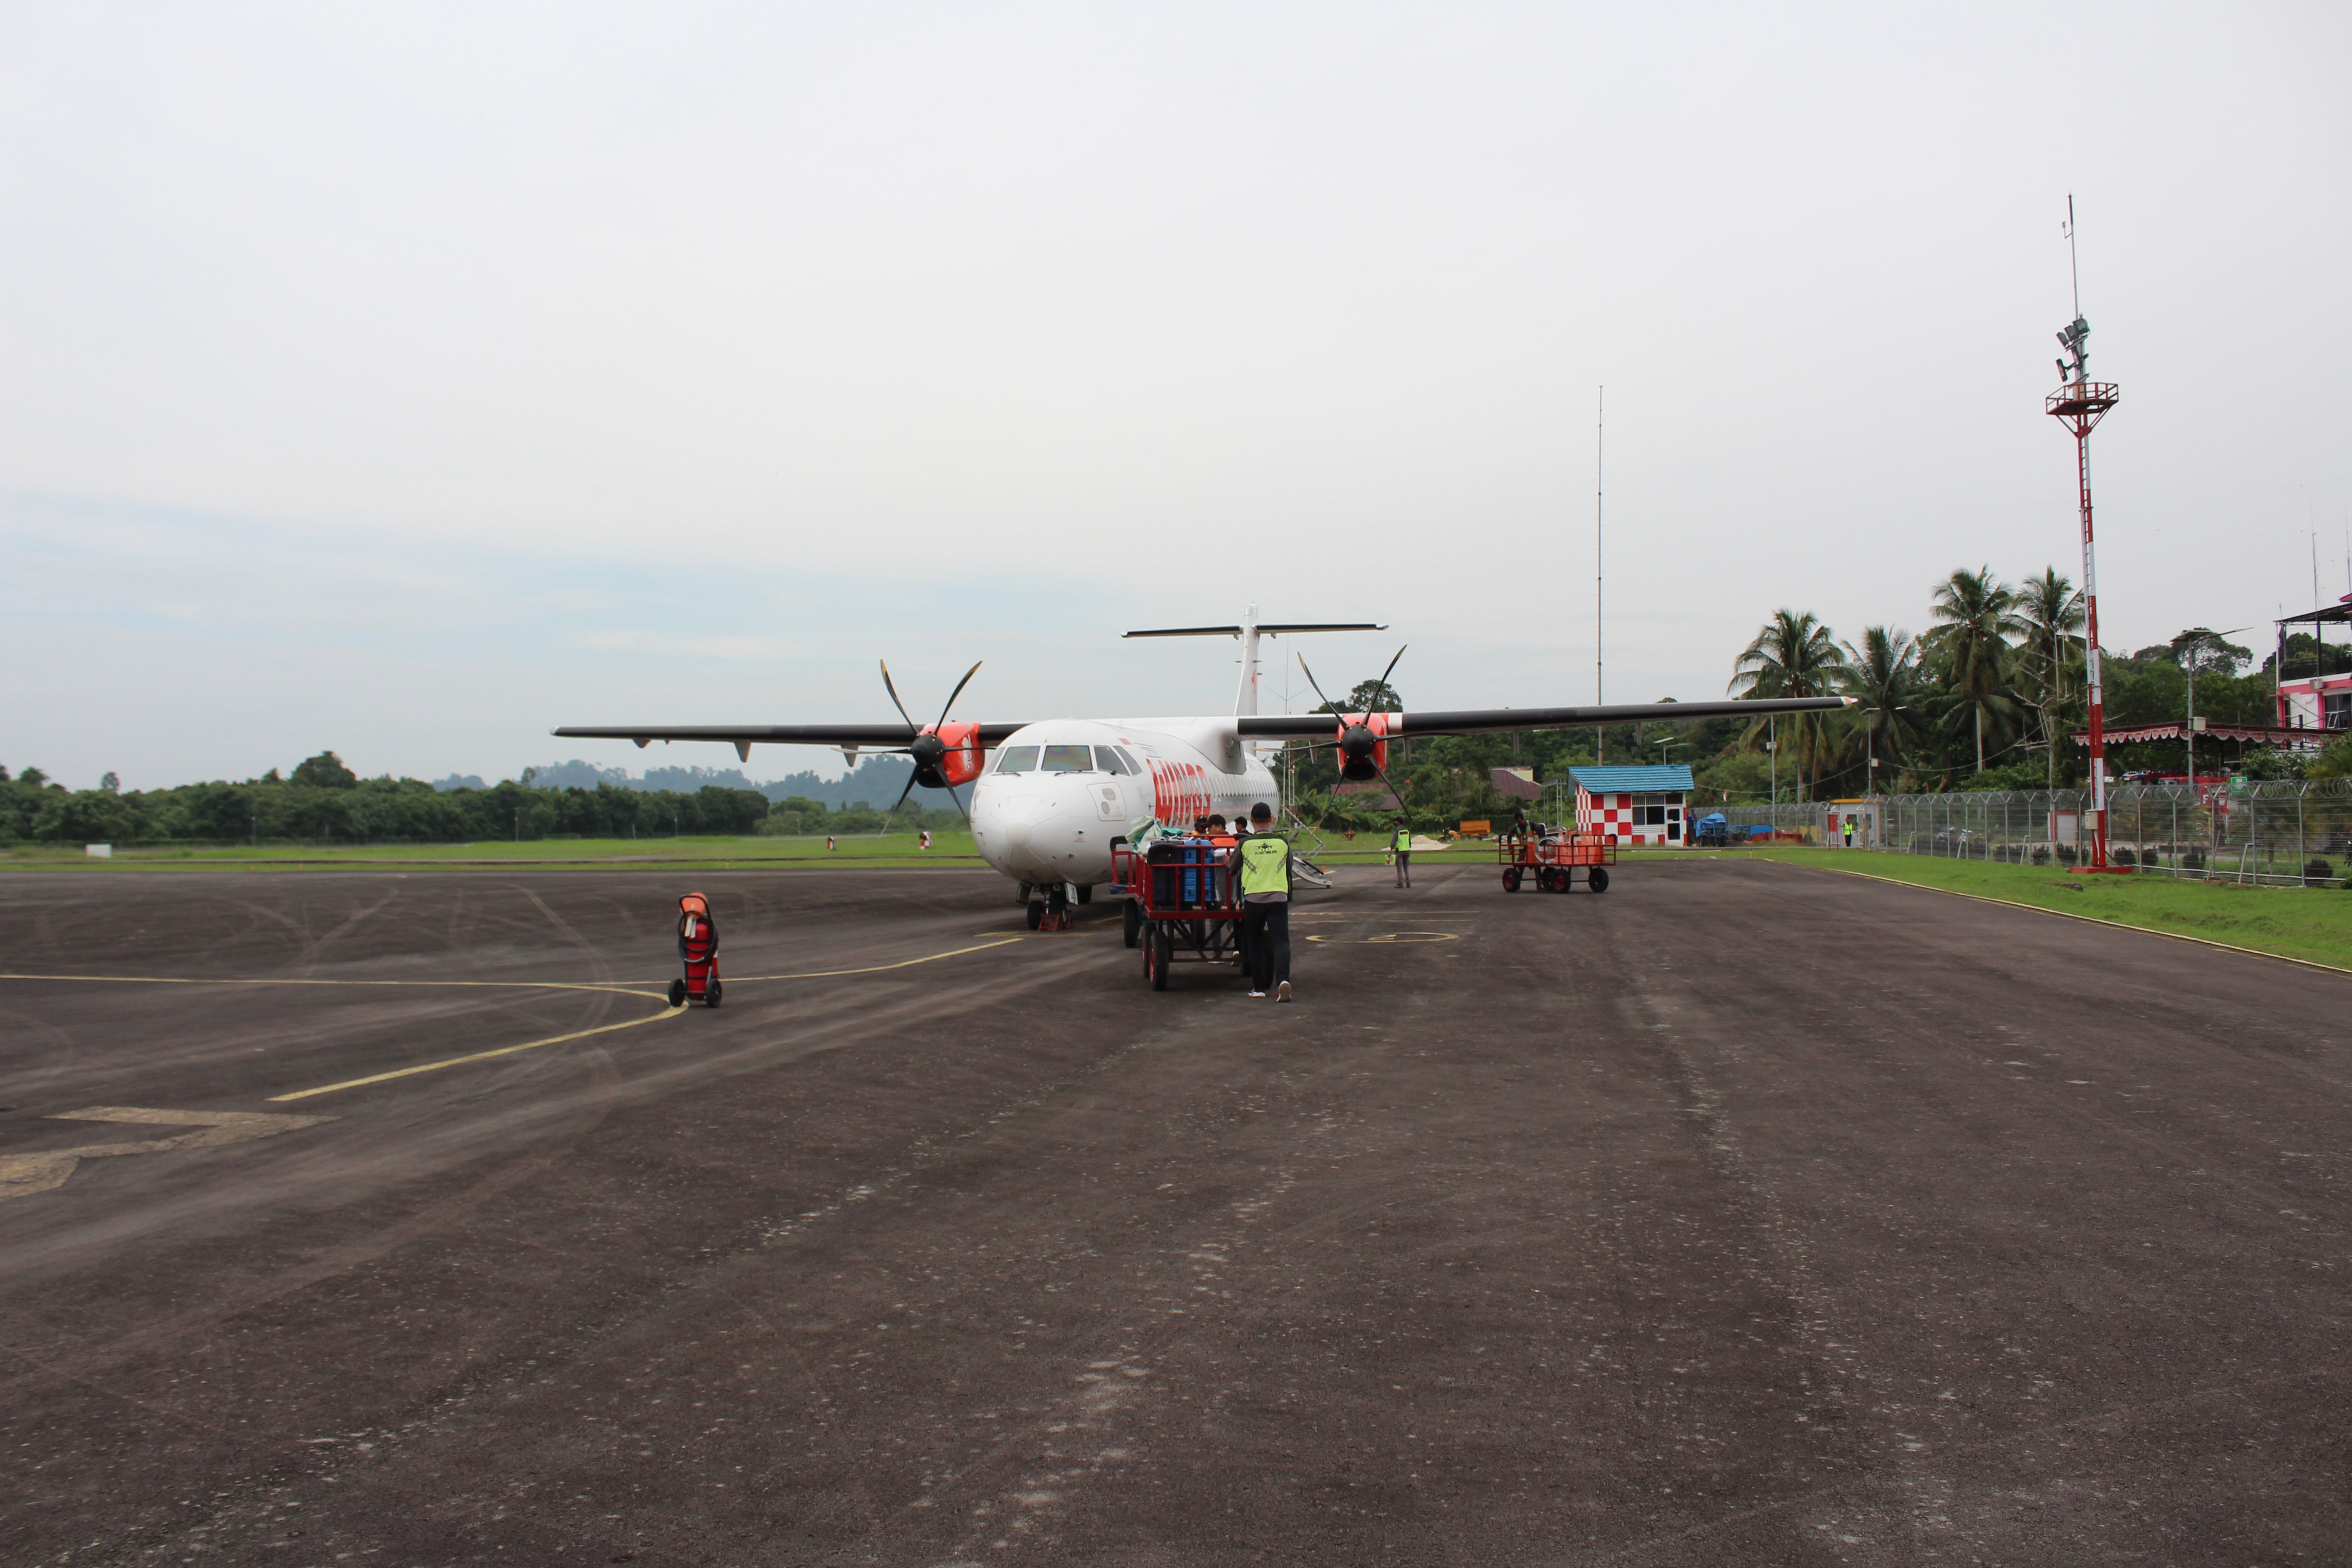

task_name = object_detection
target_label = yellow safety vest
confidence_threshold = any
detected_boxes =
[1239,835,1291,896]
[1392,827,1411,852]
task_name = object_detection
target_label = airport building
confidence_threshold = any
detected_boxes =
[1568,764,1695,846]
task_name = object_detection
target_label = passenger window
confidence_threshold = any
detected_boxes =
[1094,746,1130,774]
[995,746,1039,774]
[1041,744,1094,772]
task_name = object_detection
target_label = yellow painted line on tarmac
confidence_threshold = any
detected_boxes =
[1303,931,1463,944]
[7,932,1042,1104]
[701,934,1029,982]
[268,1001,688,1102]
[0,973,657,999]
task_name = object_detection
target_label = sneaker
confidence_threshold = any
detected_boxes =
[1247,990,1267,999]
[1275,981,1292,1003]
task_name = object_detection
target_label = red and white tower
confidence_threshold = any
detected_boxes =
[2046,198,2122,871]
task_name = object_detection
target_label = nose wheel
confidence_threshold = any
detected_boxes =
[1031,884,1077,932]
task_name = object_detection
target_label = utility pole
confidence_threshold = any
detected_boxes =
[1595,385,1605,764]
[2048,195,2122,871]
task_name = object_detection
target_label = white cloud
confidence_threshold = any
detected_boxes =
[4,2,2347,785]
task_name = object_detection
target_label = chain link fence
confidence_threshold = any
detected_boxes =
[1717,780,2352,888]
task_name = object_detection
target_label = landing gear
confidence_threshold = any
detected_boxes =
[1033,883,1076,932]
[1123,898,1142,948]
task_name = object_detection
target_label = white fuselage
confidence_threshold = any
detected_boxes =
[968,717,1279,888]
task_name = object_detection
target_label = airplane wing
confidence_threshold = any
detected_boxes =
[1234,696,1849,741]
[551,722,1035,762]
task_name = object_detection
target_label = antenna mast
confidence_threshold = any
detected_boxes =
[2047,194,2122,872]
[1595,385,1605,763]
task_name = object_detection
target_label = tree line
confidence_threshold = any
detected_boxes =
[1280,567,2352,829]
[0,752,965,845]
[1722,566,2352,801]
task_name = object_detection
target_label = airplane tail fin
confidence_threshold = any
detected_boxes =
[1122,609,1387,718]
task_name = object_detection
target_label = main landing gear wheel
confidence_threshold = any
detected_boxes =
[1588,866,1610,894]
[1123,898,1142,948]
[668,979,687,1007]
[1502,867,1522,893]
[1150,925,1173,990]
[1026,900,1045,931]
[704,979,723,1008]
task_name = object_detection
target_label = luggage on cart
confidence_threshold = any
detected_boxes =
[1112,834,1249,991]
[670,891,722,1007]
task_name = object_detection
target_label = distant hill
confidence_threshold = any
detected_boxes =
[515,755,963,810]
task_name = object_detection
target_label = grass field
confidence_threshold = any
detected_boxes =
[0,832,984,871]
[1736,845,2352,972]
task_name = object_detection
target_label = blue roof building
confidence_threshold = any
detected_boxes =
[1566,764,1696,846]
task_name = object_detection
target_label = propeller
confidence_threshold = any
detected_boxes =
[879,659,983,823]
[1296,647,1409,806]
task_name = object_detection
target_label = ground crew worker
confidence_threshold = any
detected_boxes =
[1236,801,1292,1002]
[1392,816,1413,887]
[1842,815,1856,848]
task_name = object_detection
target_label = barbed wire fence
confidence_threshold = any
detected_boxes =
[1715,779,2352,888]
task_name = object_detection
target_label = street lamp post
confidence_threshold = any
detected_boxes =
[1862,705,1909,796]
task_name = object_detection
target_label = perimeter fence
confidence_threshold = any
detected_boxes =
[1717,779,2352,889]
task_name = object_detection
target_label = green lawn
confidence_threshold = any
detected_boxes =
[1731,846,2352,972]
[0,832,983,871]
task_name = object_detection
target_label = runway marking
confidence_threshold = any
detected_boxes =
[4,933,1039,1105]
[0,973,658,999]
[1302,931,1463,944]
[267,1002,686,1102]
[0,1107,336,1203]
[690,935,1025,983]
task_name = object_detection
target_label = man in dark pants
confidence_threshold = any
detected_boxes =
[1235,801,1293,1002]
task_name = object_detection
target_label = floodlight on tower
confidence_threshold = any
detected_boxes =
[2045,195,2124,872]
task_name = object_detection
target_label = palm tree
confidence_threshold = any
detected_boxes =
[1925,567,2024,775]
[1730,610,1850,801]
[1839,626,1923,789]
[2014,568,2084,788]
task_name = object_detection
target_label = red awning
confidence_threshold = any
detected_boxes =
[2072,721,2332,748]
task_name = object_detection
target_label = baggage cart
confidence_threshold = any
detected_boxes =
[1495,829,1615,894]
[1109,834,1252,991]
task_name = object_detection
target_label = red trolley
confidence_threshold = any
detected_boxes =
[1496,829,1615,894]
[1109,833,1251,991]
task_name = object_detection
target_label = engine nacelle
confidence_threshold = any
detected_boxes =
[926,721,986,787]
[1336,711,1397,782]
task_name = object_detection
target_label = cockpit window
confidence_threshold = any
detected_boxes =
[1040,744,1094,773]
[1094,745,1132,774]
[994,746,1039,774]
[1117,747,1142,773]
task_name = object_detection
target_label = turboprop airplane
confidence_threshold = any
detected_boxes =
[554,606,1848,924]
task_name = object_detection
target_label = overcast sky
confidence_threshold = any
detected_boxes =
[5,2,2347,789]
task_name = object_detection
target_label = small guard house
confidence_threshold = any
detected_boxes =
[1568,764,1695,846]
